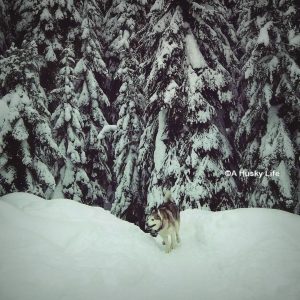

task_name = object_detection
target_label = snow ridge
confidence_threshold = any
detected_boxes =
[0,193,300,300]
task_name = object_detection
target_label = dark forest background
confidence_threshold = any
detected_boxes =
[0,0,299,226]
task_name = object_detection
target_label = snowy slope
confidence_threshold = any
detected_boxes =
[0,193,299,300]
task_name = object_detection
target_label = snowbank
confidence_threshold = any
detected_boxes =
[0,192,299,300]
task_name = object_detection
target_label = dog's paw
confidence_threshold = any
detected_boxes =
[165,245,172,253]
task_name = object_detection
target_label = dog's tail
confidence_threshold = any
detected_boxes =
[164,190,172,202]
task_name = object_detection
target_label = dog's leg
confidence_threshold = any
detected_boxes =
[176,233,181,244]
[175,221,181,243]
[171,231,177,250]
[162,235,171,253]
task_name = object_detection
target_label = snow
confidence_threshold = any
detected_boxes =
[55,7,64,20]
[153,14,170,33]
[257,21,272,46]
[150,0,164,12]
[0,98,9,128]
[260,106,295,160]
[192,125,221,151]
[0,192,300,300]
[147,109,168,208]
[45,45,57,62]
[164,80,178,105]
[288,30,300,47]
[244,58,254,79]
[155,39,178,69]
[153,109,167,172]
[12,118,29,141]
[284,6,297,16]
[276,161,292,198]
[40,8,51,21]
[267,56,279,81]
[52,182,64,199]
[263,83,272,106]
[113,29,130,50]
[185,33,207,69]
[256,15,266,27]
[97,124,117,140]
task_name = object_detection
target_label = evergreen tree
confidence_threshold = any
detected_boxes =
[104,0,147,220]
[137,1,187,213]
[179,0,239,210]
[103,0,148,75]
[137,0,239,215]
[0,42,61,197]
[0,0,10,54]
[188,0,240,139]
[236,0,299,211]
[13,0,82,92]
[74,0,112,206]
[51,46,89,201]
[110,57,144,222]
[1,0,298,217]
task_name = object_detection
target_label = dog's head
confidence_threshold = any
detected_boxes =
[145,208,162,237]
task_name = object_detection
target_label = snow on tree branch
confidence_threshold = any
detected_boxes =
[97,125,117,140]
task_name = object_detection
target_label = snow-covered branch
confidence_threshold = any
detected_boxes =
[97,124,117,140]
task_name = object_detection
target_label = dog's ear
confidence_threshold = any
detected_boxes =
[157,209,163,220]
[151,207,157,214]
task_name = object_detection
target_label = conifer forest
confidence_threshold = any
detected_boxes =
[0,0,299,226]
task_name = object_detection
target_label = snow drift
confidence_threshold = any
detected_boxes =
[0,193,299,300]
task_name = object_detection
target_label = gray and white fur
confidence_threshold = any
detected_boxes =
[145,191,180,253]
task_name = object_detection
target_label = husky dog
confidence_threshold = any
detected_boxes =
[145,192,180,253]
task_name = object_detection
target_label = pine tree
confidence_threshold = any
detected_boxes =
[0,42,61,197]
[103,0,148,75]
[137,0,239,215]
[103,0,148,110]
[12,0,36,42]
[179,0,239,210]
[104,0,147,221]
[1,0,298,217]
[188,0,240,139]
[51,46,89,201]
[137,2,187,213]
[110,57,144,222]
[13,0,82,92]
[0,0,10,54]
[236,0,300,211]
[74,0,112,206]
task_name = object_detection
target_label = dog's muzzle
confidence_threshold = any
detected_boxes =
[145,224,158,237]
